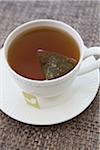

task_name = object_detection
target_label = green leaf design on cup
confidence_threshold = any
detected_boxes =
[22,92,40,109]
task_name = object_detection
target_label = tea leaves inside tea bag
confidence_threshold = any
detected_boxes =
[37,49,77,80]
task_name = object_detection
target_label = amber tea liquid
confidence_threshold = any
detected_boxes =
[8,27,80,80]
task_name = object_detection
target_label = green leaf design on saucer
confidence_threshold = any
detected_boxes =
[22,92,40,109]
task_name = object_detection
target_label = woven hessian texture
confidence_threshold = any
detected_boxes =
[0,1,100,150]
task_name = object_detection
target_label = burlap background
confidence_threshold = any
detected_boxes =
[0,0,100,150]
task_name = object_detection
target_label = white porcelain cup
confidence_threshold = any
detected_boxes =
[2,19,100,98]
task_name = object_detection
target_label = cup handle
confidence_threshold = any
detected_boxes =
[79,46,100,75]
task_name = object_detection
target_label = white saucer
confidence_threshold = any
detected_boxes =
[0,50,99,125]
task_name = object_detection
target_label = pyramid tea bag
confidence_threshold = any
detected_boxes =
[37,49,77,80]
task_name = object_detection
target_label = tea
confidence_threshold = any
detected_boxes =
[37,49,77,80]
[8,26,80,80]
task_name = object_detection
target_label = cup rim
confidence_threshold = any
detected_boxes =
[4,19,84,84]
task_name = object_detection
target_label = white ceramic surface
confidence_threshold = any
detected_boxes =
[0,51,99,125]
